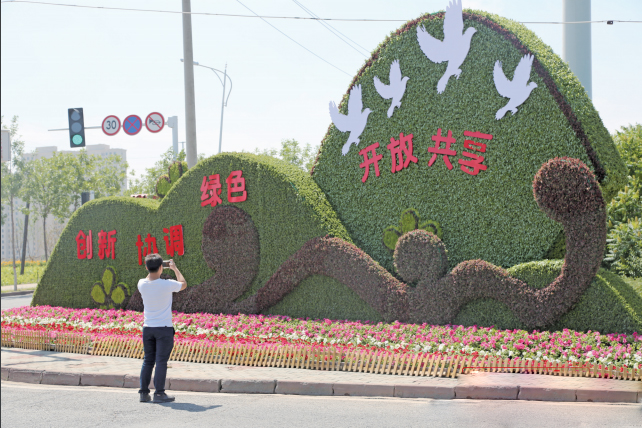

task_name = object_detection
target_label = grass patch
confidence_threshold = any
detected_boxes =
[622,276,642,296]
[1,264,46,286]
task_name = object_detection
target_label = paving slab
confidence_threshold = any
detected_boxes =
[2,347,639,403]
[275,380,333,396]
[42,371,80,386]
[8,368,43,384]
[170,378,220,393]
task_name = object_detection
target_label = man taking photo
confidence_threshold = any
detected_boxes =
[138,253,187,403]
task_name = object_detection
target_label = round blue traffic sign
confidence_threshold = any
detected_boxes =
[123,115,142,136]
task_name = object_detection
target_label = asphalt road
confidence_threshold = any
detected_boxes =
[1,293,33,310]
[2,382,641,428]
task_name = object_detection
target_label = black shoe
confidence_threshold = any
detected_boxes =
[153,392,175,403]
[139,392,151,402]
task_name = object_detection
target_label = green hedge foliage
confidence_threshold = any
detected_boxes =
[453,261,642,334]
[312,10,626,274]
[33,153,353,311]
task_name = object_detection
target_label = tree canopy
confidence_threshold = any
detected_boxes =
[253,139,319,173]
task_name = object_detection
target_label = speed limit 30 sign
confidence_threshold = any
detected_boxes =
[102,115,121,136]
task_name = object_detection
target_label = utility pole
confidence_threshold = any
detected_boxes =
[562,0,592,99]
[20,202,29,275]
[218,64,228,154]
[182,0,198,168]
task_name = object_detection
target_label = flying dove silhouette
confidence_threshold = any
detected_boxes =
[417,0,476,94]
[493,54,538,120]
[373,60,410,118]
[329,84,372,155]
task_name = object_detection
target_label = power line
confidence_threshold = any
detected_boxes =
[235,0,351,77]
[292,0,370,57]
[520,20,641,24]
[0,0,411,21]
[2,1,640,24]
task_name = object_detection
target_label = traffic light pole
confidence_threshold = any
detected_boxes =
[182,0,198,168]
[167,116,179,160]
[48,126,101,131]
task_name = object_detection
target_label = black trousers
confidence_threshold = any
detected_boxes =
[139,326,174,394]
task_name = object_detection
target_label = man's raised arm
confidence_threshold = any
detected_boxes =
[168,260,187,291]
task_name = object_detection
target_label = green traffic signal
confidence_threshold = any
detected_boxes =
[68,108,86,148]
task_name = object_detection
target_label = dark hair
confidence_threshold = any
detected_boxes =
[145,253,163,273]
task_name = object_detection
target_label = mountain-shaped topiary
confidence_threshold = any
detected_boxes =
[311,9,627,273]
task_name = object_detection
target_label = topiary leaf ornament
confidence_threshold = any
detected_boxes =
[383,208,442,251]
[90,266,131,309]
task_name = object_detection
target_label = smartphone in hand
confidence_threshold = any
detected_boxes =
[162,260,170,268]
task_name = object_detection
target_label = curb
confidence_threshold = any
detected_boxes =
[2,367,639,403]
[1,290,34,297]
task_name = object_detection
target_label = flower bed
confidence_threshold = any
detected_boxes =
[2,306,641,371]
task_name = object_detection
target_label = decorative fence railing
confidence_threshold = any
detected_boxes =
[1,328,639,381]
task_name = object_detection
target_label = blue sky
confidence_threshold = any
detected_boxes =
[1,0,640,180]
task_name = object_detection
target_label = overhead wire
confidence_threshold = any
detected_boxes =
[292,0,370,57]
[2,0,640,78]
[235,0,351,76]
[1,1,640,24]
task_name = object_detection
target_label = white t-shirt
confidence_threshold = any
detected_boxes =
[137,278,182,327]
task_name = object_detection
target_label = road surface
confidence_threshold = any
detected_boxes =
[2,381,641,428]
[1,293,33,310]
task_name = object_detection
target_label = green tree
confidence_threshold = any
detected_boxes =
[254,139,319,172]
[126,147,205,196]
[126,147,187,196]
[612,124,642,182]
[21,150,127,261]
[604,124,642,277]
[65,150,127,212]
[22,154,73,261]
[0,116,30,289]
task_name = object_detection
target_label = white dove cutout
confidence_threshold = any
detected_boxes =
[493,54,538,120]
[417,0,476,94]
[329,84,372,155]
[373,60,410,118]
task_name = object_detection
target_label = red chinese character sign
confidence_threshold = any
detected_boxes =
[135,234,159,265]
[98,230,117,260]
[163,225,185,257]
[201,174,223,207]
[388,133,418,173]
[428,128,457,170]
[76,230,93,259]
[200,170,248,206]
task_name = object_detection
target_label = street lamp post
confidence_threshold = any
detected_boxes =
[181,59,233,154]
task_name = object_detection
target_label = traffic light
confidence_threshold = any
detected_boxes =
[68,108,85,148]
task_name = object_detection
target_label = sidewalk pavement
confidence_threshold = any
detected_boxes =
[2,348,640,403]
[1,283,37,295]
